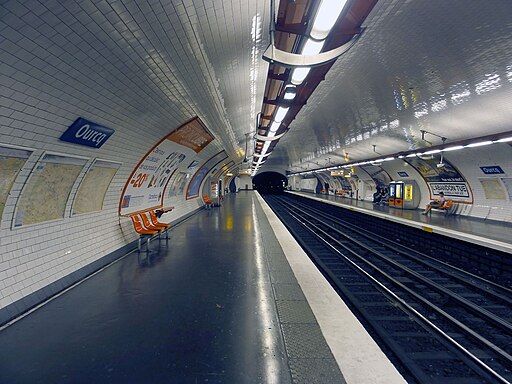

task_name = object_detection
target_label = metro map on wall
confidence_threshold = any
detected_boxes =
[0,145,32,219]
[73,160,121,215]
[15,154,87,227]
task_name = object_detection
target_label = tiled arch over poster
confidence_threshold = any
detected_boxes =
[186,151,228,199]
[119,117,214,215]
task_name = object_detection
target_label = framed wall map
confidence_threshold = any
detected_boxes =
[73,160,121,215]
[0,145,32,219]
[14,154,87,227]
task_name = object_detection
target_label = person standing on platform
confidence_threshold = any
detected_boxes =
[422,192,445,215]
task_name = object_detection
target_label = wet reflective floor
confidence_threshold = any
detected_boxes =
[0,193,293,384]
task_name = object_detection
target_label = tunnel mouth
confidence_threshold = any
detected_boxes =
[253,172,287,194]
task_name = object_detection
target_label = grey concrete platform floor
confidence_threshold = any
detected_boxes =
[0,192,346,384]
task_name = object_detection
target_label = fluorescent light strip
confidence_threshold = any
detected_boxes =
[269,121,280,133]
[283,86,296,100]
[288,133,512,177]
[443,145,464,151]
[423,149,442,155]
[465,141,493,148]
[301,38,324,55]
[274,106,289,123]
[291,67,311,85]
[310,0,348,40]
[494,136,512,143]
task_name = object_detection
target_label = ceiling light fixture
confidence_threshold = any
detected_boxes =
[269,121,281,133]
[423,149,442,155]
[274,106,289,123]
[257,0,375,177]
[465,140,493,148]
[493,136,512,143]
[301,38,325,55]
[291,67,311,85]
[288,130,512,177]
[283,86,297,100]
[443,145,464,151]
[310,0,348,40]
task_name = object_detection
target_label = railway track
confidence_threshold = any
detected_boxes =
[264,194,512,384]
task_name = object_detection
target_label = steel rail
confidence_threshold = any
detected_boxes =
[288,195,512,300]
[269,196,512,383]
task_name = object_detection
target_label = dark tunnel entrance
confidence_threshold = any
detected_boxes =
[253,172,288,194]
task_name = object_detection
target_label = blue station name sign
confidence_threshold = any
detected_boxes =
[480,166,504,175]
[60,117,114,148]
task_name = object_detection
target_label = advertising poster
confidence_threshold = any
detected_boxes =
[210,180,219,198]
[166,118,214,153]
[120,140,192,214]
[332,175,352,191]
[166,171,189,199]
[186,151,228,199]
[213,161,234,179]
[404,184,413,200]
[360,165,392,188]
[406,157,472,201]
[120,118,215,215]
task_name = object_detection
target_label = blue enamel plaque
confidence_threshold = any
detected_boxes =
[60,118,114,148]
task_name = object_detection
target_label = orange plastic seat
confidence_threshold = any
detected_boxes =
[203,195,214,208]
[439,200,453,210]
[429,199,455,216]
[140,212,167,231]
[130,215,158,235]
[149,211,171,228]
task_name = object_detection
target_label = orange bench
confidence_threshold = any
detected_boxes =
[141,211,170,233]
[130,211,171,253]
[430,199,456,215]
[203,195,214,209]
[149,210,171,229]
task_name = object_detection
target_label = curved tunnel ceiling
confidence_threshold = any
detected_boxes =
[262,0,512,173]
[0,0,272,164]
[1,0,510,177]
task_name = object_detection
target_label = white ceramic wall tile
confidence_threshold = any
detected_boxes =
[0,0,270,310]
[445,144,512,221]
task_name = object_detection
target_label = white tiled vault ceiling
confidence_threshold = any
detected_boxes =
[266,0,512,172]
[1,0,270,160]
[2,0,511,173]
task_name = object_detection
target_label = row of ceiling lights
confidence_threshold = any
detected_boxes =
[251,0,352,176]
[290,132,512,176]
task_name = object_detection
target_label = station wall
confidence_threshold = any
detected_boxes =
[446,144,512,222]
[0,134,221,319]
[0,1,238,320]
[0,73,226,319]
[291,143,512,223]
